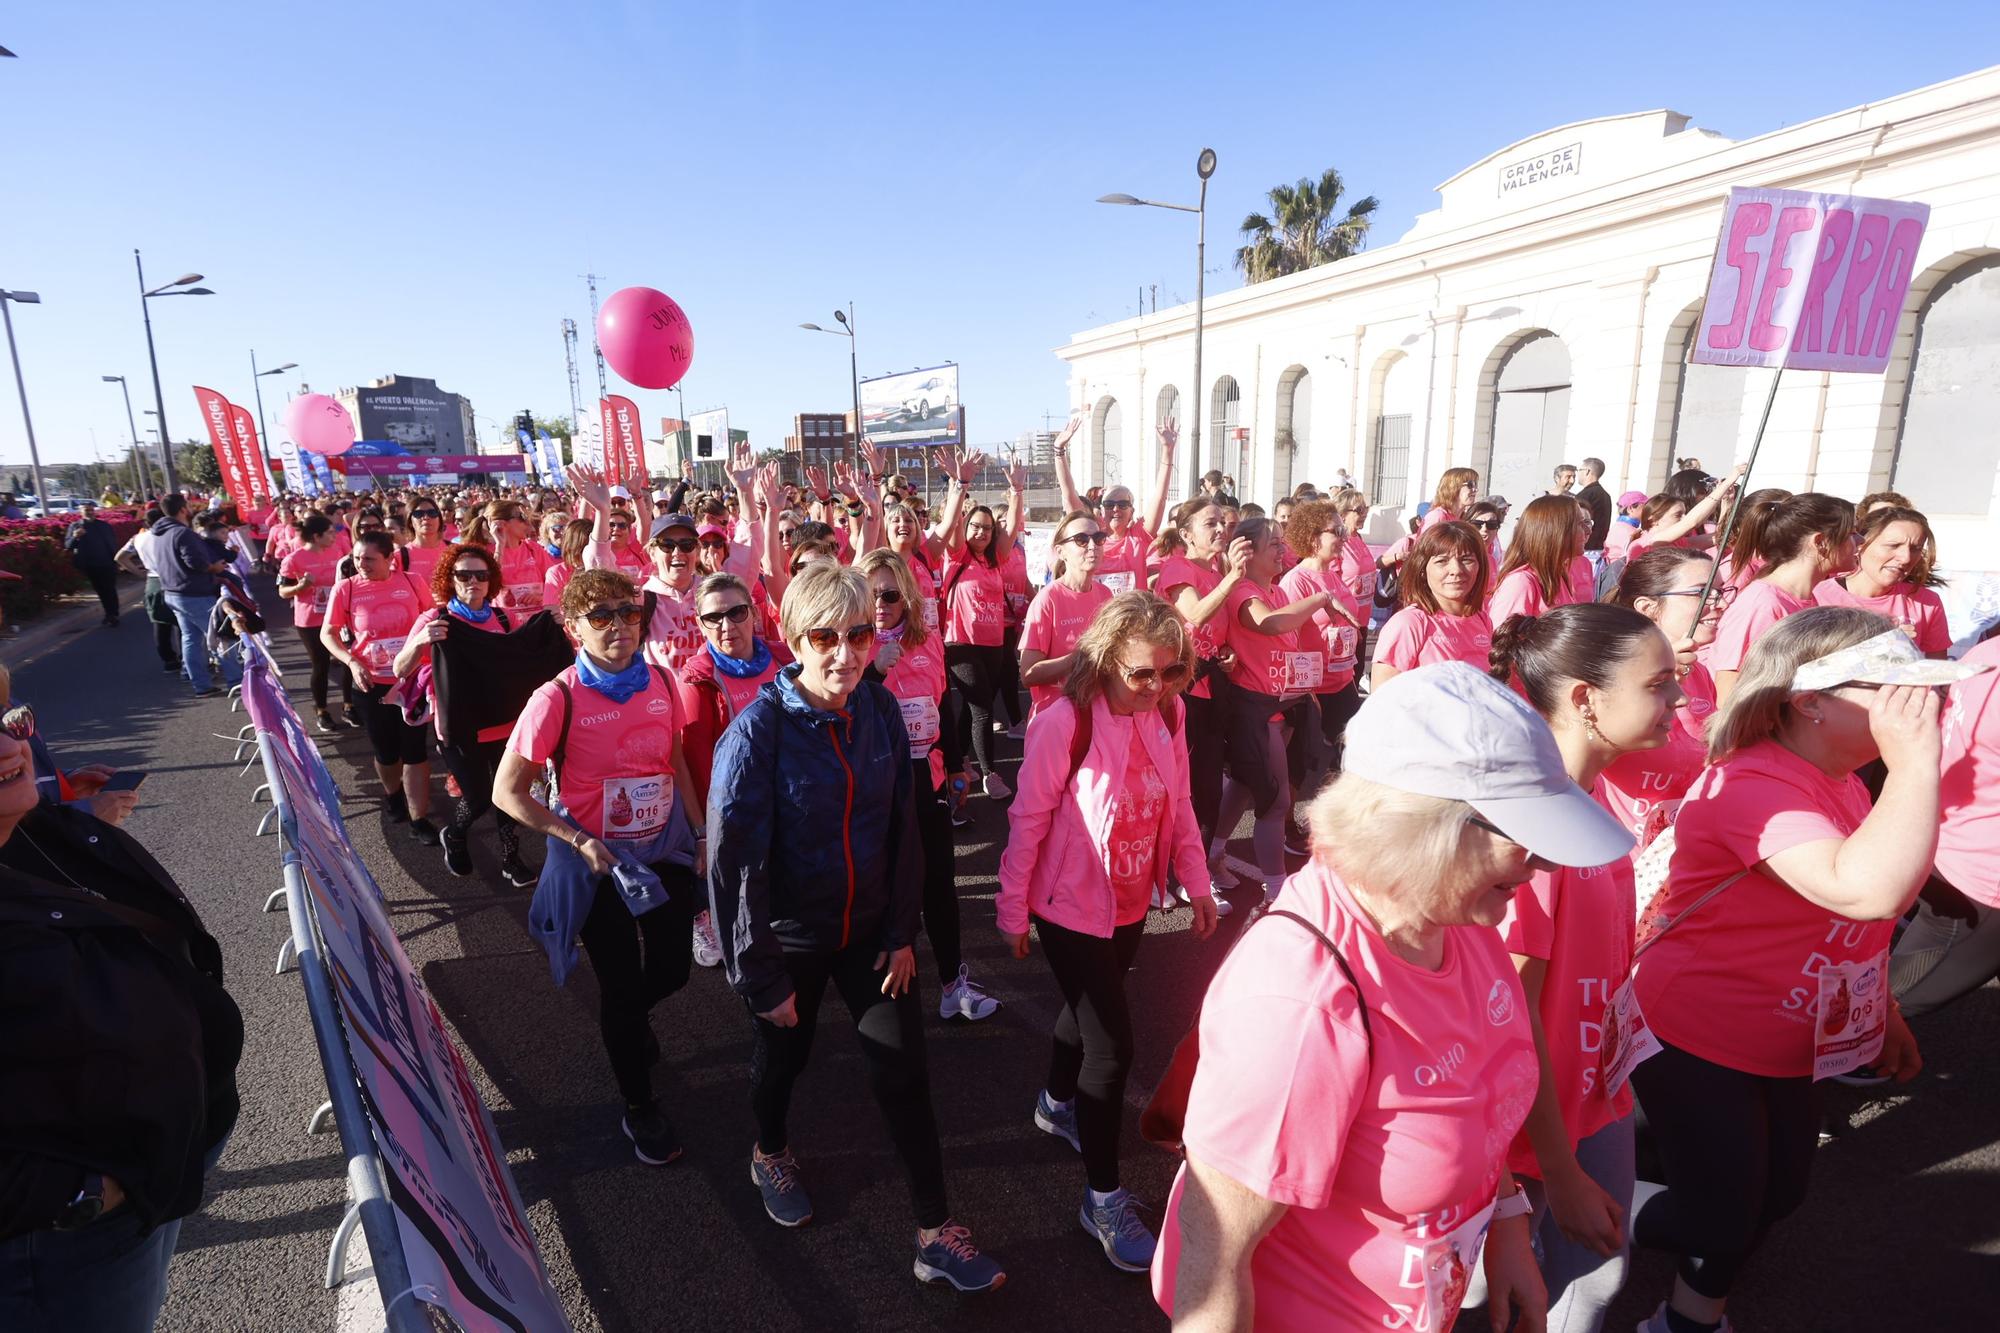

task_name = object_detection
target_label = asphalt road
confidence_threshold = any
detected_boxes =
[14,575,1998,1332]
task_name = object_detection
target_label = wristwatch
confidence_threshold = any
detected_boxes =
[52,1173,107,1230]
[1493,1182,1534,1222]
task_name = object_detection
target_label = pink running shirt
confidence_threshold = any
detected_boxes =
[1020,579,1112,713]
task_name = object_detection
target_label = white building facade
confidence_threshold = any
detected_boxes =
[1057,66,2000,636]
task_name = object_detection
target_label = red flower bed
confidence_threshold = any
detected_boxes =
[0,509,145,620]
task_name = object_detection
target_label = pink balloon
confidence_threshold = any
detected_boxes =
[286,394,355,456]
[598,286,694,390]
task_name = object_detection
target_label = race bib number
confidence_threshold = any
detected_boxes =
[1600,977,1663,1097]
[898,695,940,758]
[1285,651,1325,692]
[310,585,331,613]
[1813,951,1888,1081]
[1094,570,1135,593]
[1419,1199,1495,1333]
[1328,622,1358,665]
[508,581,544,608]
[922,597,940,635]
[603,773,672,841]
[365,635,407,671]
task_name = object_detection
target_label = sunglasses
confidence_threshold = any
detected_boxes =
[2,703,36,741]
[578,603,645,629]
[1101,499,1134,511]
[1064,531,1108,548]
[607,520,633,530]
[698,603,753,627]
[452,567,491,582]
[698,536,729,549]
[412,509,442,519]
[778,529,799,544]
[654,537,698,554]
[873,587,903,605]
[804,623,876,652]
[1471,518,1503,531]
[1119,662,1190,687]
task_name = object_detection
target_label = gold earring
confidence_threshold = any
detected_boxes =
[1581,705,1602,743]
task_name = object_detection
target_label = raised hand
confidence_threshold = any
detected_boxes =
[1004,459,1028,491]
[958,451,989,485]
[805,464,830,499]
[859,437,885,479]
[1052,413,1083,455]
[1157,416,1179,456]
[729,442,756,493]
[563,463,610,509]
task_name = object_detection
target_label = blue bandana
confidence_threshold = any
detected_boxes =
[707,638,772,679]
[575,651,650,704]
[544,542,562,559]
[448,598,494,623]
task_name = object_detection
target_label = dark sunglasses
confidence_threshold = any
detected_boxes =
[1064,531,1108,548]
[804,623,876,652]
[1471,518,1503,531]
[778,529,799,544]
[2,703,36,741]
[698,603,752,627]
[1119,662,1191,687]
[654,537,698,554]
[873,587,903,605]
[578,603,645,629]
[607,519,633,530]
[412,509,442,519]
[1101,499,1134,512]
[451,567,491,582]
[698,535,729,548]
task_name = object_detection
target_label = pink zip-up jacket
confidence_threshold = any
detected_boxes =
[996,694,1213,938]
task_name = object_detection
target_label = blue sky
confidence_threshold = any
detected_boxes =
[3,4,1995,476]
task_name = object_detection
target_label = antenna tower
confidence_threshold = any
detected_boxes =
[582,272,607,400]
[561,318,584,434]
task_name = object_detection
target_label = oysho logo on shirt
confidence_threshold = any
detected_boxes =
[1486,979,1516,1027]
[1413,1041,1468,1088]
[577,711,620,728]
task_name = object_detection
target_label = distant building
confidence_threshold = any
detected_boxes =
[333,375,476,456]
[1015,429,1057,466]
[788,412,855,471]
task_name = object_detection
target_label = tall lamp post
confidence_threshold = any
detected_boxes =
[101,374,148,497]
[251,352,296,492]
[1098,147,1217,497]
[135,251,213,496]
[799,304,862,469]
[1,287,49,511]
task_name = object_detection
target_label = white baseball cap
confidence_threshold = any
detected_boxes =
[1343,661,1634,868]
[608,484,632,500]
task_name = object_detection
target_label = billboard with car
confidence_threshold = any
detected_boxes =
[860,364,962,447]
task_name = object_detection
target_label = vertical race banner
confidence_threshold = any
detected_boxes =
[597,398,623,488]
[275,431,307,495]
[516,430,542,486]
[194,386,256,511]
[537,431,562,486]
[307,450,337,493]
[229,404,274,506]
[607,394,646,486]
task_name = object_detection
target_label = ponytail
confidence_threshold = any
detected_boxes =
[1726,488,1790,576]
[1489,602,1663,717]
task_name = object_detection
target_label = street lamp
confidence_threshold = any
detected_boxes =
[251,352,296,492]
[800,303,861,469]
[1098,146,1217,496]
[135,251,213,495]
[101,373,149,497]
[1,288,49,512]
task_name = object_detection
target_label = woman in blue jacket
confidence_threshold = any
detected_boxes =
[708,563,1006,1293]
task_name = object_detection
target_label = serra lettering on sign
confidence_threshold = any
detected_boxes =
[1692,186,1930,374]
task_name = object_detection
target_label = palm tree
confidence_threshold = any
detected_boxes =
[1235,168,1379,283]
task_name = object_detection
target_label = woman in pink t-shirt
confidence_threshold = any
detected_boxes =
[1019,512,1114,715]
[1277,498,1366,770]
[939,452,1027,800]
[1812,504,1951,656]
[1709,492,1859,705]
[1626,607,1937,1333]
[1418,465,1480,532]
[1215,515,1334,899]
[1488,603,1681,1329]
[322,530,438,833]
[1628,464,1745,559]
[1332,489,1377,602]
[1372,520,1495,691]
[544,517,594,607]
[276,512,353,732]
[1490,495,1593,630]
[1157,661,1634,1333]
[402,499,452,589]
[1052,412,1173,595]
[1600,547,1728,847]
[463,498,552,612]
[493,566,705,1167]
[1000,592,1218,1273]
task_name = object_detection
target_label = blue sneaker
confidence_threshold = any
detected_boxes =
[750,1148,813,1228]
[1034,1091,1080,1153]
[913,1221,1005,1291]
[1080,1187,1157,1272]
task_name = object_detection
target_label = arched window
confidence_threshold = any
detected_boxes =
[1273,366,1311,502]
[1481,330,1571,502]
[1893,256,2000,516]
[1369,350,1414,507]
[1091,395,1122,491]
[1209,377,1241,486]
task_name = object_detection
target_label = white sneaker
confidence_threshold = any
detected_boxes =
[939,965,1001,1022]
[691,910,723,968]
[1210,894,1235,917]
[982,771,1012,800]
[990,720,1007,734]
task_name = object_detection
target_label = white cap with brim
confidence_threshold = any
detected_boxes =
[1791,628,1994,692]
[1342,661,1635,869]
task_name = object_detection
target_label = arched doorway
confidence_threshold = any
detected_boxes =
[1893,255,2000,516]
[1273,365,1310,502]
[1665,308,1751,491]
[1210,377,1241,486]
[1369,350,1414,507]
[1091,395,1122,491]
[1482,330,1571,502]
[1155,385,1183,495]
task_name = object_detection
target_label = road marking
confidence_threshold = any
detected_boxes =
[331,1219,378,1333]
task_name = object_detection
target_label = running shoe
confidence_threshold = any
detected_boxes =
[912,1222,1005,1292]
[1831,1064,1892,1087]
[949,796,972,828]
[982,771,1012,801]
[444,773,463,799]
[1034,1090,1081,1153]
[500,853,537,889]
[622,1103,682,1165]
[751,1148,813,1227]
[385,790,410,823]
[1284,816,1311,857]
[1080,1187,1158,1272]
[990,720,1007,735]
[692,910,724,968]
[939,965,1000,1022]
[315,709,336,735]
[440,826,473,877]
[192,686,223,699]
[408,816,438,842]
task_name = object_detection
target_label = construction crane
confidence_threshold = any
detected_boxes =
[582,272,607,401]
[561,318,584,441]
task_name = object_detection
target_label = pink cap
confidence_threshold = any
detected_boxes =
[697,523,730,540]
[1617,490,1648,508]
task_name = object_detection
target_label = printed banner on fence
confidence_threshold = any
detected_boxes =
[193,386,257,511]
[240,655,570,1333]
[228,404,274,505]
[606,394,646,484]
[1690,186,1931,374]
[336,455,524,477]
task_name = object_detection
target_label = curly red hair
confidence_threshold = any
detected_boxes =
[430,541,502,606]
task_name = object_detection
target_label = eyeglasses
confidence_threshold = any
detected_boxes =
[1101,499,1134,511]
[2,703,36,741]
[1467,815,1560,871]
[1119,662,1191,687]
[451,568,491,582]
[1471,518,1503,531]
[654,537,698,554]
[698,536,729,550]
[578,603,645,629]
[873,587,903,605]
[412,509,442,519]
[1063,531,1108,548]
[698,603,753,627]
[778,529,799,545]
[607,520,633,531]
[804,623,876,652]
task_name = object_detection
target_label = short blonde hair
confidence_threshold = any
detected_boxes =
[1309,772,1474,897]
[854,548,929,648]
[1706,606,1891,762]
[780,562,869,650]
[1062,590,1192,708]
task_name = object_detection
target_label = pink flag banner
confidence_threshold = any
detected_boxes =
[193,385,257,511]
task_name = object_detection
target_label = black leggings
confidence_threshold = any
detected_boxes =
[1631,1037,1817,1300]
[749,941,948,1229]
[1222,684,1288,817]
[946,642,1009,777]
[145,579,181,668]
[82,564,120,621]
[353,684,429,767]
[295,625,353,713]
[1037,916,1146,1193]
[437,738,520,857]
[996,624,1025,726]
[1183,685,1226,846]
[912,760,960,981]
[577,867,695,1106]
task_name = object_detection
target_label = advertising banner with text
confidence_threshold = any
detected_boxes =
[606,394,646,482]
[193,386,257,511]
[229,404,274,505]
